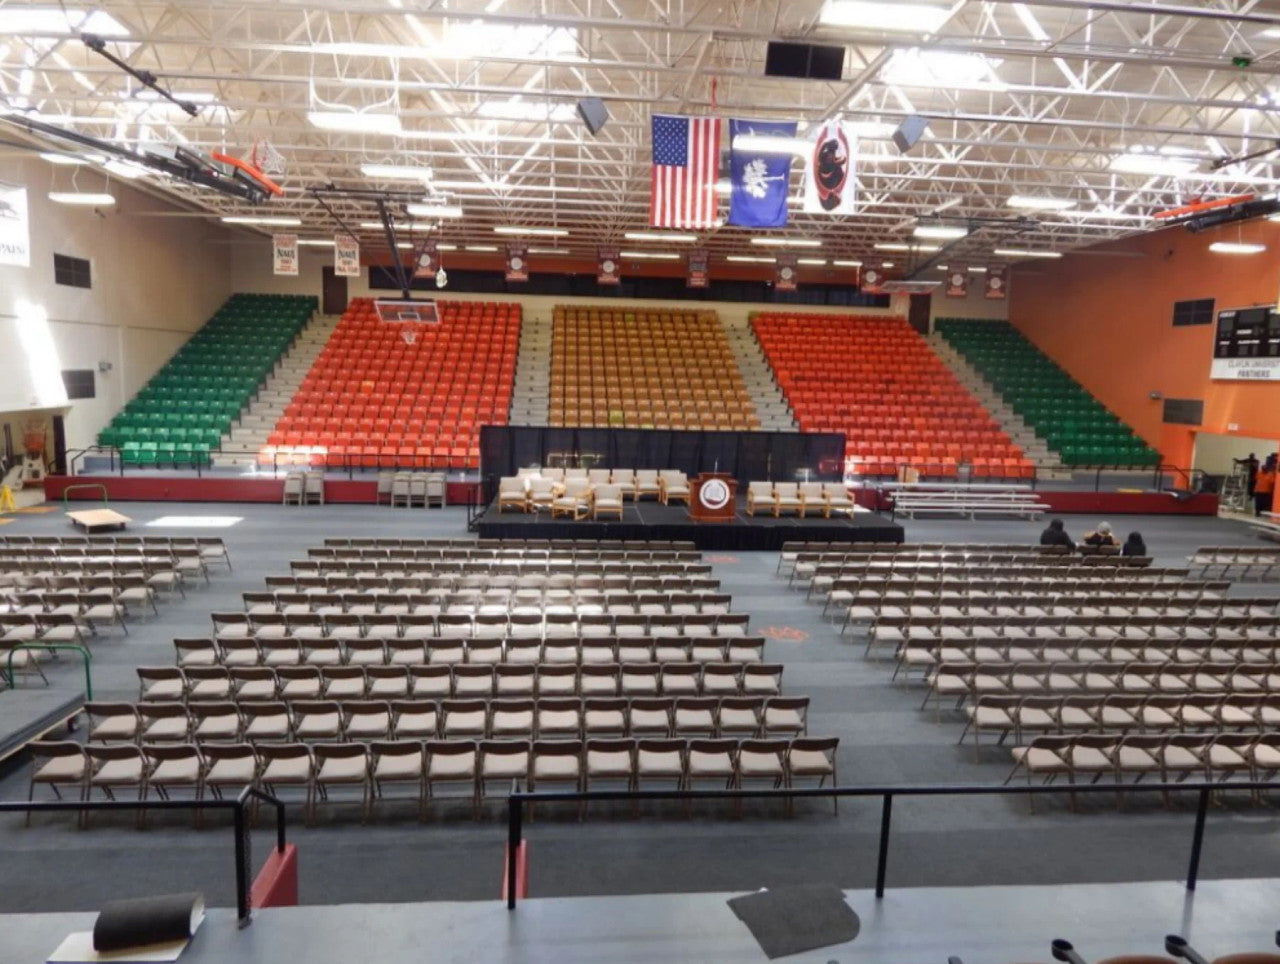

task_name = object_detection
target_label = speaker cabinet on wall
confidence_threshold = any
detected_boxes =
[892,115,929,153]
[764,42,844,81]
[576,97,610,136]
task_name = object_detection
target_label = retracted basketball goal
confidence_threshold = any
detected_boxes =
[374,299,439,346]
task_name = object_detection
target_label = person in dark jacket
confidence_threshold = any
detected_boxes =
[1121,531,1147,557]
[1039,518,1075,549]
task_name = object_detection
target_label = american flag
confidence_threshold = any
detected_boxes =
[650,113,721,229]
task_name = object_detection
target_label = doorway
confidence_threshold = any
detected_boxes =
[908,294,931,334]
[322,266,349,316]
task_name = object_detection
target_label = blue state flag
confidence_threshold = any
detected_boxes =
[729,118,797,228]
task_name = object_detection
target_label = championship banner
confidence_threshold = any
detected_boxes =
[505,243,528,282]
[803,121,856,215]
[334,235,360,277]
[413,240,438,279]
[0,185,31,267]
[945,263,969,298]
[861,266,885,294]
[597,247,620,285]
[775,253,798,292]
[687,248,709,288]
[272,234,298,276]
[985,265,1008,300]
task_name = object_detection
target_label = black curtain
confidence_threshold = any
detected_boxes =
[480,426,845,500]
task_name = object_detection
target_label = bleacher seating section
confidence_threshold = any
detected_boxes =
[936,320,1160,467]
[265,298,519,470]
[549,306,758,430]
[752,313,1030,479]
[98,294,315,467]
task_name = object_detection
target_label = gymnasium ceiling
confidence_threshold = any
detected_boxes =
[5,0,1280,275]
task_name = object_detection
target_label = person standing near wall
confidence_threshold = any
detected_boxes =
[1254,454,1277,518]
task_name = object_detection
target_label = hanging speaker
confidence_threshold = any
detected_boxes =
[764,42,844,81]
[576,97,609,136]
[892,115,929,153]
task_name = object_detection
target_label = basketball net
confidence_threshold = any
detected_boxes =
[250,139,287,176]
[401,327,418,346]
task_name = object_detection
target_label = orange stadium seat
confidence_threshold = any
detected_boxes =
[752,313,1030,480]
[263,298,518,471]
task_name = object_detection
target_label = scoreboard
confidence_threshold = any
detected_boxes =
[1211,305,1280,380]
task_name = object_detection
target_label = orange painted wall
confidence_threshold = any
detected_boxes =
[1009,218,1280,469]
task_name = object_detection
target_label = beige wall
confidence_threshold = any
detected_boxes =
[0,154,234,454]
[929,282,1010,323]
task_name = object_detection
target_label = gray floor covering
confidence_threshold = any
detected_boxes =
[0,502,1277,913]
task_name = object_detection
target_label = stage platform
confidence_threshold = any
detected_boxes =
[0,690,83,763]
[4,879,1276,963]
[476,498,904,550]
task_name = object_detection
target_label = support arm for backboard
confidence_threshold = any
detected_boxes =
[376,199,412,299]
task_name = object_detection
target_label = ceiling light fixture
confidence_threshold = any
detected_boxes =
[405,203,463,218]
[101,159,146,180]
[307,111,403,135]
[882,48,1002,89]
[726,255,776,263]
[796,258,827,266]
[832,259,863,267]
[296,239,335,247]
[221,215,303,226]
[1209,241,1266,254]
[732,134,811,157]
[819,1,952,33]
[40,152,89,166]
[913,225,968,239]
[750,237,822,248]
[1007,195,1077,211]
[48,192,115,206]
[360,163,432,181]
[624,231,698,243]
[493,226,569,237]
[875,242,940,252]
[0,8,129,37]
[993,247,1063,259]
[464,244,499,252]
[528,247,570,255]
[620,251,681,260]
[1109,151,1199,177]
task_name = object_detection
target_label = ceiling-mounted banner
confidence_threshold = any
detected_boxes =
[861,266,885,294]
[413,240,438,279]
[775,253,798,292]
[945,263,969,298]
[803,121,856,215]
[505,243,528,282]
[687,248,709,288]
[597,247,620,285]
[0,185,30,267]
[272,234,298,276]
[334,235,360,277]
[729,118,796,228]
[986,265,1008,300]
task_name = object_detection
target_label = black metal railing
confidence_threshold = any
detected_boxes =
[503,779,1279,910]
[0,787,286,926]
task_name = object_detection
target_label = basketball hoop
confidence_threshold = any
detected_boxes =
[250,138,287,176]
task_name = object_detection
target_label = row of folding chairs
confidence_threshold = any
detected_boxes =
[27,734,837,825]
[262,573,720,595]
[776,541,1061,572]
[817,578,1222,611]
[1,560,203,599]
[1003,731,1280,810]
[92,695,810,744]
[211,612,753,642]
[140,661,785,703]
[0,534,228,556]
[856,604,1277,638]
[868,615,1280,648]
[241,590,733,617]
[308,547,703,563]
[178,635,767,669]
[894,641,1280,681]
[1,575,161,604]
[290,560,716,578]
[920,660,1280,713]
[321,538,696,551]
[1188,547,1280,581]
[960,693,1280,750]
[805,569,1187,601]
[785,549,1076,579]
[0,607,126,645]
[0,547,222,573]
[830,590,1237,623]
[802,560,1183,589]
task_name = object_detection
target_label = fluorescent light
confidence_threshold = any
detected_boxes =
[820,1,952,33]
[304,25,576,62]
[726,255,776,263]
[880,261,896,268]
[528,247,570,255]
[435,243,458,251]
[40,152,88,166]
[476,99,577,123]
[221,216,302,226]
[732,134,810,157]
[296,239,336,247]
[913,225,968,240]
[875,242,939,252]
[969,266,988,272]
[624,231,698,243]
[361,163,432,181]
[48,192,115,206]
[405,203,463,218]
[494,226,568,237]
[307,111,402,135]
[1209,241,1266,255]
[929,197,962,213]
[1060,207,1150,222]
[1007,195,1076,211]
[0,8,129,37]
[993,248,1062,259]
[882,49,1002,89]
[620,251,681,260]
[395,242,413,249]
[358,221,434,230]
[797,258,827,266]
[750,237,822,248]
[833,259,863,267]
[1109,151,1199,177]
[465,244,499,252]
[102,159,146,180]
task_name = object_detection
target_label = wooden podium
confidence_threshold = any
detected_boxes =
[688,473,738,522]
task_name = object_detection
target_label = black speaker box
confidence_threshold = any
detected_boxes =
[576,97,609,136]
[764,42,844,81]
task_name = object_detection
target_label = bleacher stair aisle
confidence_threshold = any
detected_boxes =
[98,295,318,469]
[510,313,552,427]
[753,313,1031,480]
[936,320,1159,469]
[264,299,519,470]
[215,315,342,470]
[721,316,796,431]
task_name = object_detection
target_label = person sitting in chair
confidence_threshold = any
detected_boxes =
[1039,518,1075,550]
[1081,520,1120,549]
[1121,531,1147,557]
